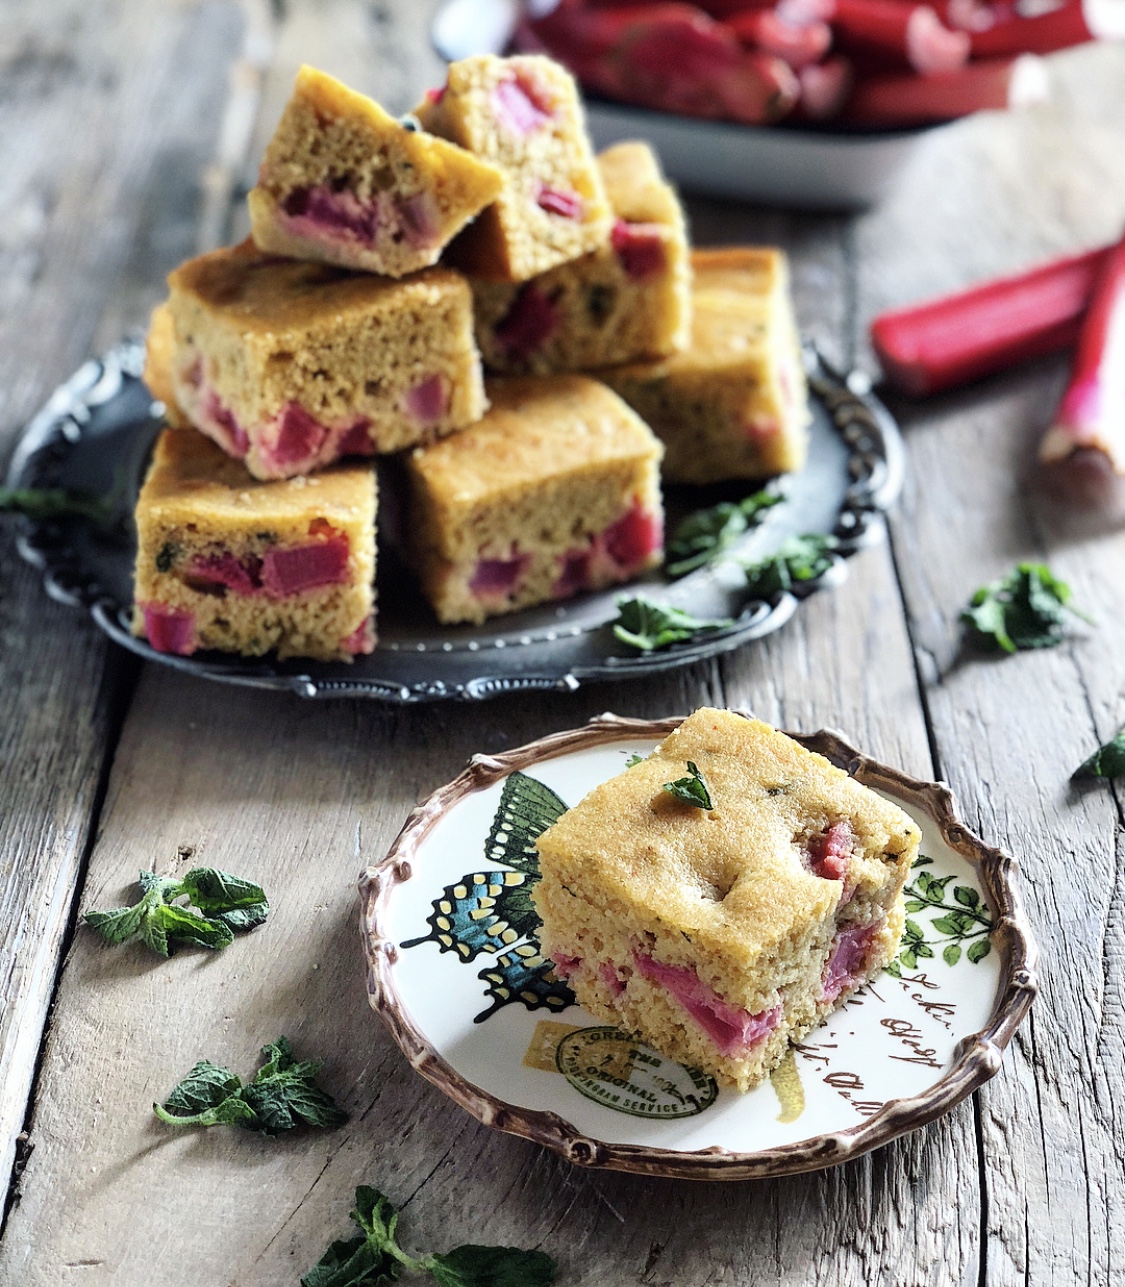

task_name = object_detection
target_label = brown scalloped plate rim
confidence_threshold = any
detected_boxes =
[359,712,1038,1180]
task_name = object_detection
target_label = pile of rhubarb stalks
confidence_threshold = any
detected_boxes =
[518,0,1120,127]
[871,228,1125,499]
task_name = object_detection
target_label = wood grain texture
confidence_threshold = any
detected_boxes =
[0,0,246,1202]
[854,41,1125,1287]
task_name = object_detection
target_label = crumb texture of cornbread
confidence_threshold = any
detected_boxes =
[602,247,811,485]
[416,54,613,282]
[166,242,486,480]
[143,303,189,428]
[471,141,692,374]
[132,430,377,662]
[404,374,664,624]
[248,66,504,278]
[532,709,920,1092]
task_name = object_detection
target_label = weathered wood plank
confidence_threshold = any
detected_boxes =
[0,0,251,1203]
[854,40,1125,1287]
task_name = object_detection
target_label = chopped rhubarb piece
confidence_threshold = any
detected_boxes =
[142,603,197,656]
[970,0,1124,57]
[806,821,853,881]
[600,962,626,997]
[634,951,783,1057]
[611,219,666,281]
[493,286,560,362]
[281,184,379,243]
[336,418,374,458]
[203,389,249,457]
[728,9,833,70]
[832,0,971,73]
[870,244,1110,397]
[186,552,262,597]
[1040,232,1125,480]
[470,553,530,597]
[797,56,854,121]
[842,53,1048,126]
[402,374,449,426]
[553,548,593,598]
[821,922,880,1002]
[424,85,446,105]
[492,71,553,137]
[536,185,585,219]
[551,952,581,978]
[261,536,351,596]
[396,191,440,249]
[603,504,662,569]
[342,616,376,656]
[268,402,328,469]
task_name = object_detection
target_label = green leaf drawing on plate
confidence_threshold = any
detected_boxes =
[884,854,993,977]
[402,773,576,1022]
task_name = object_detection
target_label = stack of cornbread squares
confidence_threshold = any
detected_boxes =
[134,54,810,662]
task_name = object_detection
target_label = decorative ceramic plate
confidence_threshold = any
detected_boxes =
[360,714,1037,1179]
[9,339,902,704]
[431,0,940,211]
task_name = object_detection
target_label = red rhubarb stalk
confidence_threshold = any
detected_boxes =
[728,8,833,67]
[1040,233,1125,478]
[870,243,1112,397]
[796,54,855,118]
[971,0,1125,56]
[832,0,971,72]
[842,53,1048,125]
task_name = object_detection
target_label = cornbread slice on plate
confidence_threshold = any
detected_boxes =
[416,54,613,282]
[165,241,486,480]
[403,374,663,624]
[471,141,692,374]
[602,247,811,485]
[532,709,920,1092]
[132,429,376,662]
[248,65,504,278]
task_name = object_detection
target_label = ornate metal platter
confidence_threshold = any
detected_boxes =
[9,338,902,703]
[360,714,1037,1179]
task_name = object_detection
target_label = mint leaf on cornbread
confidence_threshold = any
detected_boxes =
[662,761,713,809]
[962,562,1090,653]
[665,484,785,578]
[155,1036,346,1135]
[1073,729,1125,780]
[84,866,268,957]
[612,595,732,651]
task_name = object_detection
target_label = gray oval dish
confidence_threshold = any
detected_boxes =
[9,338,902,703]
[360,712,1037,1179]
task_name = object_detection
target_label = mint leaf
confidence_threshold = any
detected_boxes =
[155,1037,346,1136]
[83,865,269,956]
[1073,729,1125,780]
[301,1238,397,1287]
[963,563,1089,654]
[0,485,114,524]
[742,534,838,599]
[662,761,713,810]
[613,596,732,652]
[625,753,645,768]
[666,484,784,577]
[429,1246,557,1287]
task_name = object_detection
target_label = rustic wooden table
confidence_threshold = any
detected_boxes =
[2,2,1124,1282]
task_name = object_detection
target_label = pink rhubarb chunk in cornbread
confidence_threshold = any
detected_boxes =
[532,709,920,1092]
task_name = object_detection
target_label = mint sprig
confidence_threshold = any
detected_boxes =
[612,595,732,652]
[155,1036,347,1135]
[742,533,838,599]
[663,761,713,810]
[665,484,785,578]
[1073,729,1125,780]
[302,1186,556,1287]
[84,867,269,956]
[0,485,114,524]
[963,562,1091,654]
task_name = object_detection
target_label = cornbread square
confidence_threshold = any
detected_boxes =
[248,66,504,278]
[132,429,376,662]
[532,709,920,1092]
[166,241,486,480]
[602,248,810,485]
[404,375,663,624]
[143,302,189,427]
[471,141,692,373]
[415,54,613,282]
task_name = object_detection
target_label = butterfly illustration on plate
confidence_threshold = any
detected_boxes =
[401,771,577,1023]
